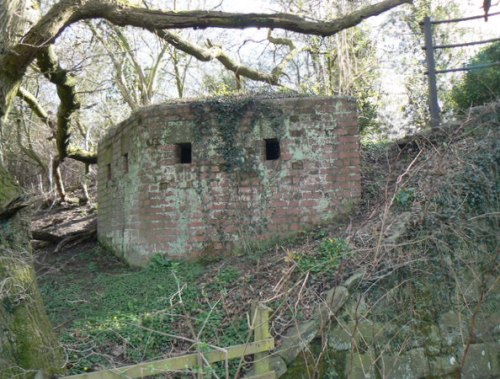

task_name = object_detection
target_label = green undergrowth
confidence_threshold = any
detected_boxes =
[39,250,250,375]
[291,238,351,277]
[39,225,350,376]
[368,121,499,337]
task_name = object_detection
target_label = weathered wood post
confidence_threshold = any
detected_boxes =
[252,303,272,375]
[423,16,441,128]
[196,353,204,379]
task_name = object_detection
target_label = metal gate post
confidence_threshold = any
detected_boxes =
[423,16,441,128]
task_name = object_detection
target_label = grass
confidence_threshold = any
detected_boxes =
[39,248,250,374]
[38,228,350,375]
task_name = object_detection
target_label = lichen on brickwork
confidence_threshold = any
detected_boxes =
[97,95,361,265]
[189,96,285,173]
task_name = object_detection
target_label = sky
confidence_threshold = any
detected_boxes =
[220,0,499,131]
[90,0,498,131]
[220,0,498,33]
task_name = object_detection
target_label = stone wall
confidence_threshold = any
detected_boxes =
[272,274,500,379]
[97,95,361,266]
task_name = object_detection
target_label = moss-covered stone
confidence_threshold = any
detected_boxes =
[423,324,442,357]
[378,348,430,379]
[329,320,388,353]
[438,311,468,348]
[460,343,500,379]
[428,355,459,377]
[346,350,376,379]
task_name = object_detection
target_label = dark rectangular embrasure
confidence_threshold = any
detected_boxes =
[177,143,192,164]
[265,139,280,161]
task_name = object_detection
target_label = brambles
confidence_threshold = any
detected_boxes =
[394,187,415,210]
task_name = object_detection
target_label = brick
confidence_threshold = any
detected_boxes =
[189,221,205,227]
[271,200,288,207]
[337,127,352,136]
[302,191,322,199]
[97,96,361,264]
[300,200,318,207]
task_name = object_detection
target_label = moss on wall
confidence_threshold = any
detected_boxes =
[190,97,285,172]
[97,95,361,265]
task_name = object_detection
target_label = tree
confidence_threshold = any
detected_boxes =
[271,0,381,133]
[0,0,412,376]
[0,0,411,196]
[450,41,500,113]
[376,0,466,132]
[0,0,411,119]
[0,165,65,378]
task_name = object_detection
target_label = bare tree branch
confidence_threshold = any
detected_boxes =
[267,30,312,82]
[87,22,140,109]
[147,42,168,99]
[17,87,53,128]
[0,0,411,119]
[155,29,299,85]
[109,24,151,104]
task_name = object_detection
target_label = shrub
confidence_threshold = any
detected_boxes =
[450,41,500,113]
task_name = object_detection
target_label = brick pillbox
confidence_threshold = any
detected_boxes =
[97,95,361,266]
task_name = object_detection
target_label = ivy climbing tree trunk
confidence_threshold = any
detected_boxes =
[0,3,65,377]
[0,165,65,379]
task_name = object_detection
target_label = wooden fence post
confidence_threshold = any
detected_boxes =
[196,352,204,379]
[252,303,271,375]
[423,16,441,128]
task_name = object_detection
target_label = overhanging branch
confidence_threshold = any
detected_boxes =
[3,0,412,91]
[154,29,281,84]
[78,0,411,37]
[153,29,313,86]
[67,147,97,164]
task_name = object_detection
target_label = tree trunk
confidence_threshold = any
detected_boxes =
[0,165,65,378]
[52,158,66,202]
[0,3,64,377]
[0,0,38,120]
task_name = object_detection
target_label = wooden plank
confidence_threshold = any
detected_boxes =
[252,304,272,375]
[242,372,277,379]
[61,338,275,379]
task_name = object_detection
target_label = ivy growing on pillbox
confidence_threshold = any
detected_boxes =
[190,95,287,173]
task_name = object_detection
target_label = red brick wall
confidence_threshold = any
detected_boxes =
[97,96,360,266]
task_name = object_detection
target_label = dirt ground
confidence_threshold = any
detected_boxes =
[30,137,416,373]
